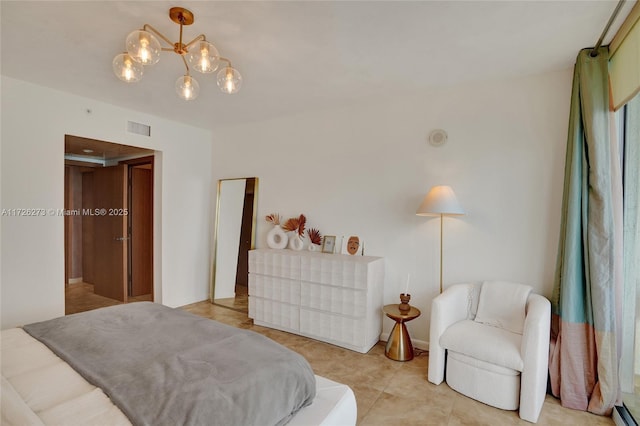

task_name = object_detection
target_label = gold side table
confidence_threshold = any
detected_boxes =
[383,304,421,361]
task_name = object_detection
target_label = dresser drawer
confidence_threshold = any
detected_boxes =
[300,282,366,317]
[249,249,301,279]
[249,297,299,331]
[299,309,366,347]
[300,256,370,289]
[249,274,299,304]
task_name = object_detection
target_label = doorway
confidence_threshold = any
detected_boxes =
[64,135,155,314]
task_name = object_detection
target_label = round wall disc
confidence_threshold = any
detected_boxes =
[428,129,448,147]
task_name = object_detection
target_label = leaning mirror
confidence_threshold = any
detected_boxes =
[211,177,258,312]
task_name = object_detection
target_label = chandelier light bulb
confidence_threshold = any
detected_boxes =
[217,66,242,94]
[200,56,211,73]
[175,75,200,100]
[126,30,161,65]
[187,40,219,73]
[112,53,143,82]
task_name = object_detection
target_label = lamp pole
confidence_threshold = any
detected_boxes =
[416,185,465,295]
[439,213,444,294]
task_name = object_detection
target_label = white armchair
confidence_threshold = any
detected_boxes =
[428,281,551,423]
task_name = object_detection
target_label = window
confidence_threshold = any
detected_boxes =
[620,92,640,422]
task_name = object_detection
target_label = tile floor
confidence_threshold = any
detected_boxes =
[181,301,615,426]
[65,287,614,425]
[64,282,152,315]
[212,286,249,313]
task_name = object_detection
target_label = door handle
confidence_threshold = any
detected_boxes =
[114,237,130,241]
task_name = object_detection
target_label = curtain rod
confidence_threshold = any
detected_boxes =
[590,0,627,57]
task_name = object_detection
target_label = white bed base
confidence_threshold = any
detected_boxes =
[1,328,356,426]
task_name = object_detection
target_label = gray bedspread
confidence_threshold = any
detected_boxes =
[23,302,316,426]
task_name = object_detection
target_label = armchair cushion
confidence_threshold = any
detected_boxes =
[474,281,532,334]
[439,320,524,372]
[447,351,520,376]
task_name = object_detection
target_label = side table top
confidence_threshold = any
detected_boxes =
[383,304,421,321]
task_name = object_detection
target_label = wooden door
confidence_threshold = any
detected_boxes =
[130,166,153,297]
[64,166,84,282]
[82,171,95,284]
[92,165,128,302]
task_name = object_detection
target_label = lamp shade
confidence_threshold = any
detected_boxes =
[416,185,465,216]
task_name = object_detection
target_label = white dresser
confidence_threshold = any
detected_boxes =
[248,248,384,353]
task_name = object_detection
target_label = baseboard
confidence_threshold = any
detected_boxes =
[379,332,429,351]
[614,404,638,426]
[67,277,83,284]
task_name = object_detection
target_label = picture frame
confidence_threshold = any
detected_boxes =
[322,235,336,253]
[341,235,363,256]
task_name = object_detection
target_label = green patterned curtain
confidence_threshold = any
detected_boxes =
[549,47,623,415]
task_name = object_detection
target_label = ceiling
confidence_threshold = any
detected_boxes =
[1,1,635,131]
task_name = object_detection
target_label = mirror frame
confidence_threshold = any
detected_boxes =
[210,177,259,304]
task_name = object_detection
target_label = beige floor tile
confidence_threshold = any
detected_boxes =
[536,394,616,426]
[360,391,452,425]
[349,384,385,424]
[384,361,450,403]
[212,288,248,313]
[448,392,521,425]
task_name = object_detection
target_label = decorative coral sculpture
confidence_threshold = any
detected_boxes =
[282,217,298,232]
[265,213,281,225]
[307,228,322,246]
[282,214,306,237]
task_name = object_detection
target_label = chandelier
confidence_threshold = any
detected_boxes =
[112,7,242,101]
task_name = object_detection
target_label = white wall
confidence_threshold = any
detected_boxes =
[1,76,213,328]
[211,69,572,346]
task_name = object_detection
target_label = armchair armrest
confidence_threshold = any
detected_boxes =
[519,293,551,423]
[428,283,478,384]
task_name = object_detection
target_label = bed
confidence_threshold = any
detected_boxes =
[1,302,356,426]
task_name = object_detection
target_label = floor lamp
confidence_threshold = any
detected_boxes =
[416,185,465,294]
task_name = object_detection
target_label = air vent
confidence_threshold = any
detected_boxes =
[127,121,151,137]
